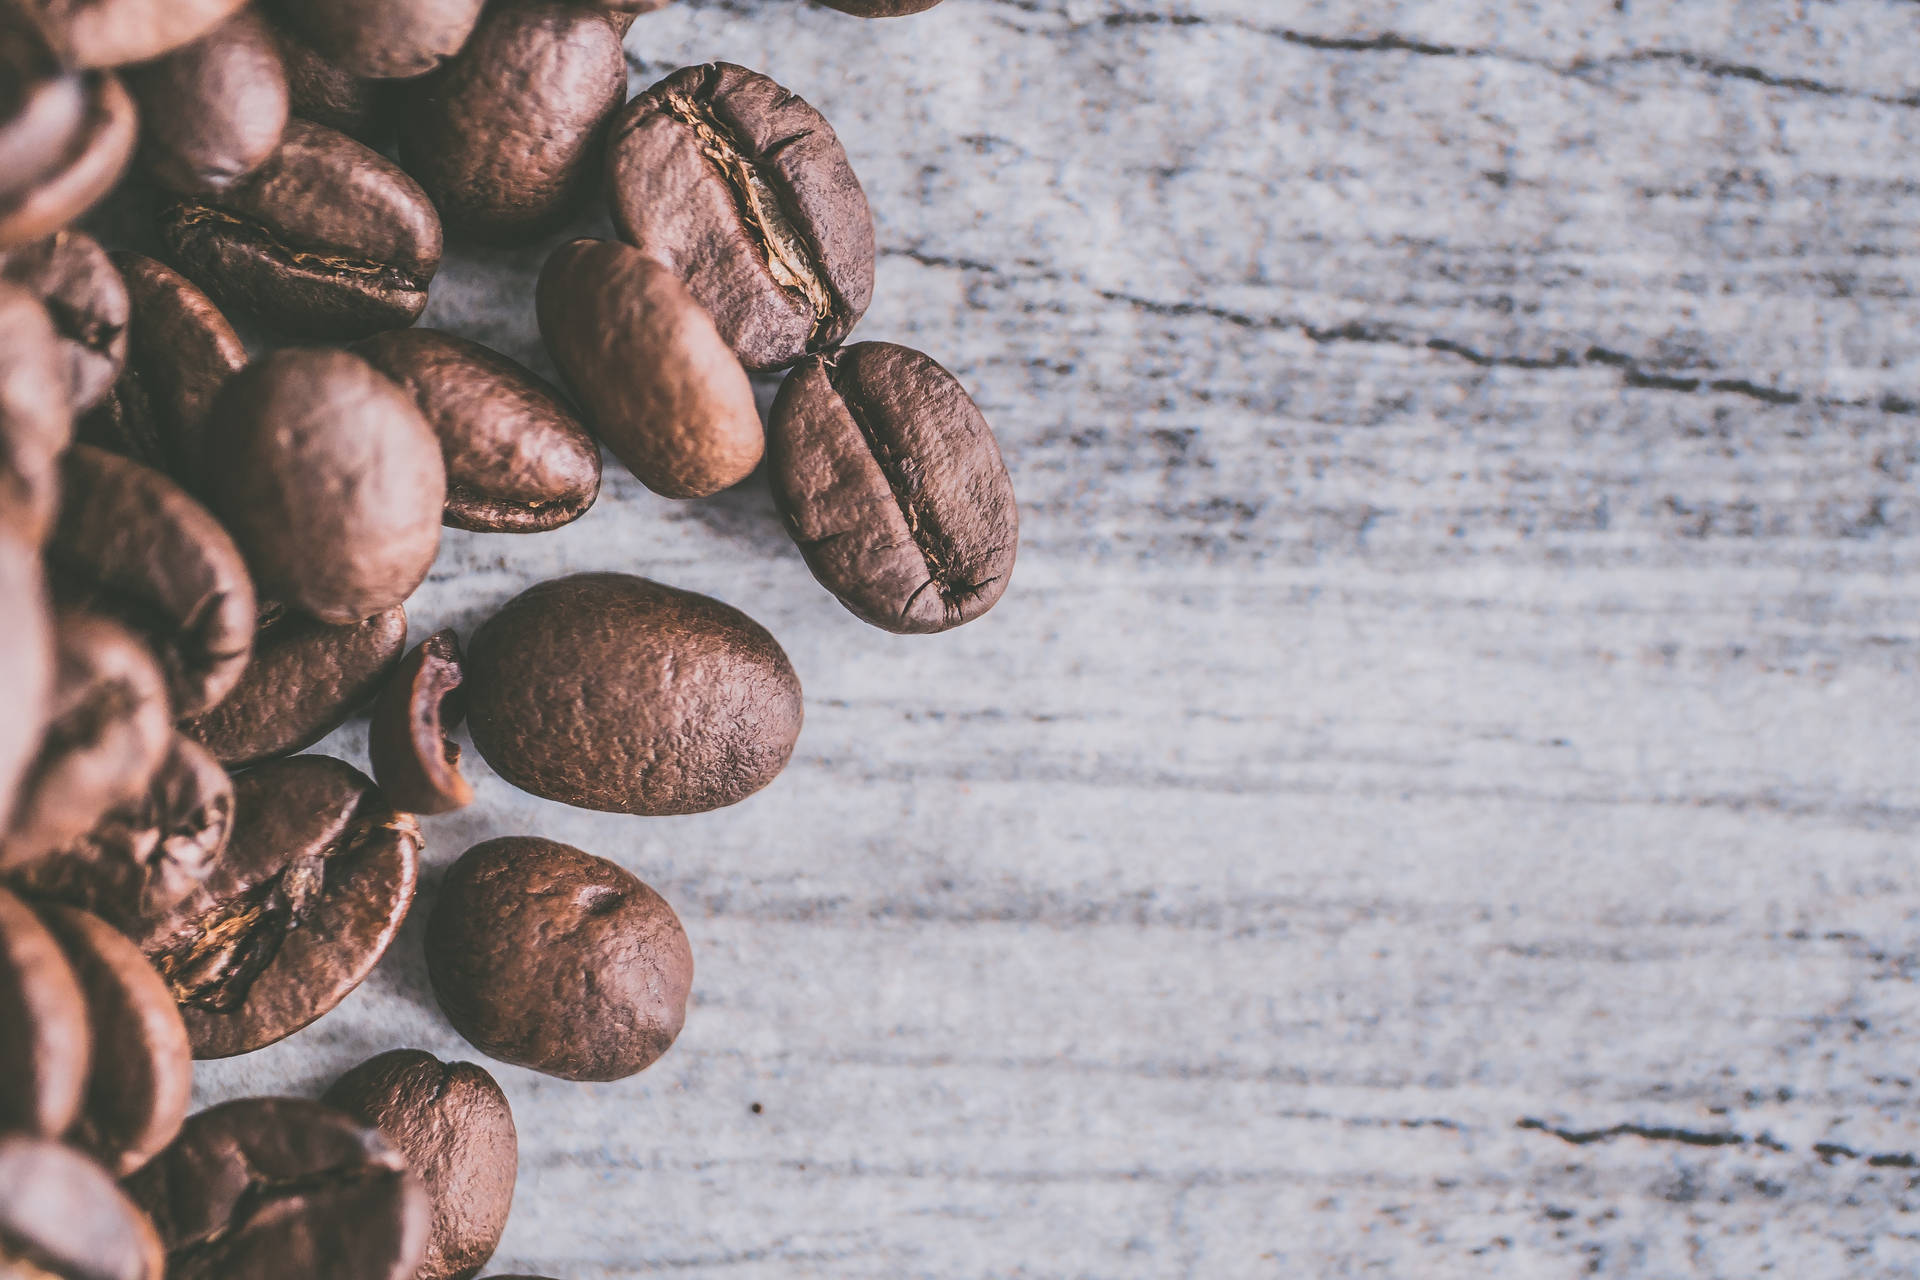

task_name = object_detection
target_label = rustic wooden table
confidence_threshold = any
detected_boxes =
[194,0,1920,1274]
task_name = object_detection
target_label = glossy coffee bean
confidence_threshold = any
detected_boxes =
[607,62,874,371]
[205,348,444,624]
[159,119,444,338]
[271,19,397,145]
[271,0,487,80]
[399,1,625,243]
[0,885,88,1136]
[323,1049,518,1280]
[32,0,250,69]
[368,630,473,815]
[182,604,408,767]
[426,837,693,1080]
[46,444,256,716]
[468,573,802,815]
[36,903,191,1177]
[125,1096,431,1280]
[537,238,759,499]
[0,1136,163,1280]
[0,14,136,249]
[0,230,127,412]
[770,341,1017,632]
[125,8,289,195]
[0,536,51,834]
[0,278,73,543]
[816,0,945,12]
[136,756,422,1057]
[355,329,600,532]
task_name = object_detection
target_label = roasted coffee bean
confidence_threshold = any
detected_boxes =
[536,238,759,499]
[205,348,444,624]
[426,837,693,1080]
[271,0,487,80]
[159,119,444,338]
[124,9,289,195]
[182,604,408,767]
[35,903,190,1176]
[0,885,88,1136]
[0,278,72,543]
[135,756,422,1058]
[816,0,945,12]
[769,341,1016,632]
[606,62,874,371]
[0,231,127,412]
[368,630,472,815]
[0,536,51,834]
[30,0,250,69]
[125,1096,430,1280]
[468,573,802,815]
[355,329,600,532]
[0,1135,163,1280]
[0,14,136,249]
[398,1,625,243]
[323,1050,517,1280]
[46,444,255,715]
[271,20,397,145]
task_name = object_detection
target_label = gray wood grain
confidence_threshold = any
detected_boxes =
[191,0,1920,1275]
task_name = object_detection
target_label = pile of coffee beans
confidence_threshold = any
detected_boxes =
[0,0,1009,1274]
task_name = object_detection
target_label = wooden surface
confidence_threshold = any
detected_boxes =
[193,1,1920,1275]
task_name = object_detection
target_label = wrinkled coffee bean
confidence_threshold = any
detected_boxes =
[135,756,422,1057]
[0,14,136,249]
[31,0,251,69]
[0,1135,163,1280]
[0,537,51,834]
[426,837,693,1080]
[769,341,1017,633]
[0,278,73,543]
[355,329,600,532]
[271,0,487,80]
[817,0,945,12]
[46,444,255,715]
[124,9,289,195]
[368,629,472,815]
[205,348,444,624]
[159,119,444,338]
[323,1049,517,1280]
[468,573,803,815]
[271,19,397,145]
[124,1096,431,1280]
[35,903,191,1177]
[0,884,88,1136]
[399,1,625,243]
[0,231,127,412]
[537,238,759,499]
[606,62,875,371]
[182,604,408,767]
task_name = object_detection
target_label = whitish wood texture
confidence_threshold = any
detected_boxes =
[190,0,1920,1275]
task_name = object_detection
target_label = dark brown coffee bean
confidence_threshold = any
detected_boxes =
[426,837,693,1080]
[30,0,250,69]
[125,1096,430,1280]
[182,603,408,767]
[0,278,72,545]
[536,238,759,499]
[158,119,444,339]
[816,0,944,12]
[368,629,472,815]
[0,1135,163,1280]
[46,444,256,716]
[323,1049,517,1280]
[135,756,422,1058]
[606,62,874,371]
[271,0,487,80]
[270,20,398,145]
[355,329,601,532]
[0,884,88,1136]
[398,1,625,243]
[204,348,444,624]
[34,903,191,1176]
[0,535,52,835]
[467,573,802,815]
[0,230,127,412]
[124,8,288,195]
[0,14,136,248]
[769,341,1016,633]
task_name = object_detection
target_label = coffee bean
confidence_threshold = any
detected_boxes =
[182,603,408,767]
[135,755,422,1058]
[536,238,760,499]
[355,329,601,532]
[0,278,71,543]
[0,1135,163,1280]
[606,62,874,371]
[426,837,693,1080]
[368,629,473,815]
[30,0,250,69]
[124,8,289,195]
[270,0,487,80]
[124,1096,430,1280]
[47,444,256,716]
[398,1,626,243]
[769,341,1017,633]
[816,0,945,12]
[0,230,128,412]
[271,19,398,145]
[158,119,444,339]
[0,536,52,835]
[0,885,88,1137]
[323,1049,517,1280]
[0,14,136,247]
[34,903,191,1177]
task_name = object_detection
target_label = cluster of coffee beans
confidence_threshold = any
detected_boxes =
[0,0,1011,1275]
